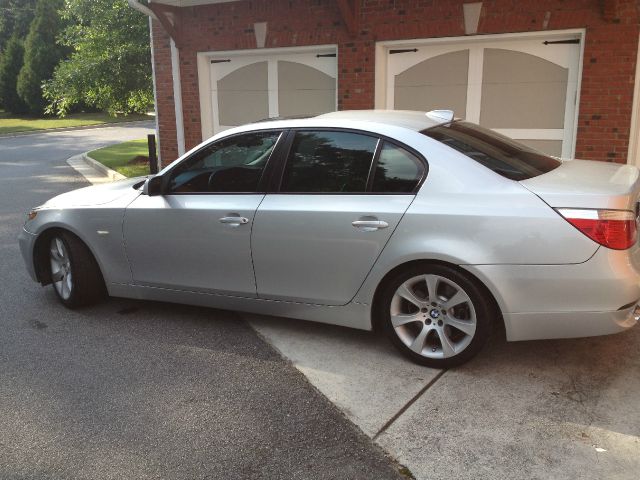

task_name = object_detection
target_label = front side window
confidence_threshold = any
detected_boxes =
[371,142,423,193]
[422,122,560,181]
[280,131,378,193]
[168,131,281,193]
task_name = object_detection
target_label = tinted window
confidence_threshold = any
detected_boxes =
[280,131,378,193]
[371,142,423,193]
[422,122,560,180]
[168,132,280,193]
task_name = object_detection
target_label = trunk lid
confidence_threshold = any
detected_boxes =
[520,159,640,211]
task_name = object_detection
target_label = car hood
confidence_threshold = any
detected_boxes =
[40,177,145,209]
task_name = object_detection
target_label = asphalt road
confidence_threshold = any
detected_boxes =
[0,125,405,480]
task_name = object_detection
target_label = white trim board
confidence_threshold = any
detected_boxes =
[628,33,640,166]
[375,29,586,49]
[170,38,186,156]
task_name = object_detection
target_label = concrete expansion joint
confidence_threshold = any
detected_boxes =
[372,369,448,442]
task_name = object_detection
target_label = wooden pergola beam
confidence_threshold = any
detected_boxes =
[149,3,184,48]
[336,0,360,37]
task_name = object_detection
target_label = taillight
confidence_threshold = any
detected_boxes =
[556,208,637,250]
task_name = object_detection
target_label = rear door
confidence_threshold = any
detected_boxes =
[251,129,426,305]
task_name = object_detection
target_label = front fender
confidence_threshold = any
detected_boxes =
[25,207,131,286]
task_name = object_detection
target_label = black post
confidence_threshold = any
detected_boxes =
[147,134,158,175]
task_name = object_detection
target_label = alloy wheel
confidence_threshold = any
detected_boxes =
[390,274,477,359]
[50,237,73,300]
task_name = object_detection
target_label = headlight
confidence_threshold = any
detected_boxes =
[26,210,38,222]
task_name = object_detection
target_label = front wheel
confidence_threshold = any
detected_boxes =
[379,264,493,368]
[49,232,106,308]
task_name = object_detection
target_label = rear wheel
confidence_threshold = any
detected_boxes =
[49,232,105,308]
[379,264,492,368]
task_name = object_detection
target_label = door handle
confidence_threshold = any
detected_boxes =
[352,220,389,231]
[219,216,249,226]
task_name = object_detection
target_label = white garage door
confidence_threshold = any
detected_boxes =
[382,32,582,158]
[209,48,337,133]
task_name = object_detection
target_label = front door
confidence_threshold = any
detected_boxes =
[251,130,426,306]
[123,130,283,297]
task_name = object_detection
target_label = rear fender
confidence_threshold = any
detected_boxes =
[351,183,598,310]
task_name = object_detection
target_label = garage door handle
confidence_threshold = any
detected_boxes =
[219,216,249,226]
[352,220,389,231]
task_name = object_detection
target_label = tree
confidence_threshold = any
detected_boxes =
[16,0,66,114]
[44,0,153,117]
[0,33,27,113]
[0,0,37,109]
[0,0,37,54]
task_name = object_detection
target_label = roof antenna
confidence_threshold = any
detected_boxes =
[425,110,454,122]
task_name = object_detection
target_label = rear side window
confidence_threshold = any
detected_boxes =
[280,131,378,193]
[371,142,423,193]
[422,122,560,181]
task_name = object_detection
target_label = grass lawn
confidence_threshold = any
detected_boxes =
[88,139,152,178]
[0,111,151,135]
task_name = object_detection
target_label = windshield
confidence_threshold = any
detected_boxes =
[422,122,561,181]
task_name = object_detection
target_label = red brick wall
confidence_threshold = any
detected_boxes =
[151,0,639,165]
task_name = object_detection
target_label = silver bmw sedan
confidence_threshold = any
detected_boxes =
[18,110,640,367]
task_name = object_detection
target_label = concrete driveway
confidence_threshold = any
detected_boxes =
[247,308,640,480]
[0,125,405,480]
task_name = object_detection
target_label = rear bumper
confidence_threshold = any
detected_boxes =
[18,227,38,282]
[504,306,639,341]
[464,246,640,341]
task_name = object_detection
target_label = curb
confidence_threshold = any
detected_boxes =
[66,152,125,185]
[82,153,126,181]
[0,119,154,139]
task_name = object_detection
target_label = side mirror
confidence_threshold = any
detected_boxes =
[143,175,164,196]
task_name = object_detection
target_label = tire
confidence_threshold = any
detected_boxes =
[379,264,492,368]
[48,231,106,308]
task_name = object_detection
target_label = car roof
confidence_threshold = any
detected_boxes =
[316,110,454,130]
[247,109,455,132]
